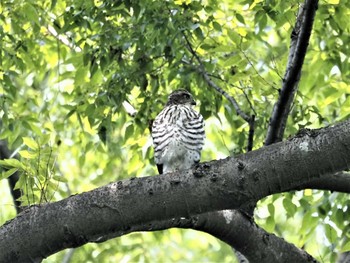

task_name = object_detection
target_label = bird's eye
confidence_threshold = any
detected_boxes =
[184,94,190,99]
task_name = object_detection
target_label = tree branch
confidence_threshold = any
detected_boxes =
[298,172,350,193]
[47,25,82,52]
[265,0,319,145]
[182,34,251,122]
[193,211,316,263]
[182,33,256,153]
[247,114,255,152]
[91,209,316,263]
[1,118,349,262]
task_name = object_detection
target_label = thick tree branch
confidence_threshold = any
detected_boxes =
[299,172,350,193]
[338,252,350,263]
[265,0,319,145]
[91,210,316,262]
[1,119,349,262]
[193,211,316,263]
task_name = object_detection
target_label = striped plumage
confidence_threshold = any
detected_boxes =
[152,90,205,174]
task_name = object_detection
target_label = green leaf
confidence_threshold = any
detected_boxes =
[14,174,27,190]
[125,123,134,140]
[212,21,222,32]
[40,134,51,145]
[19,150,38,159]
[265,215,275,232]
[194,27,204,41]
[1,168,19,180]
[75,66,88,87]
[267,202,275,217]
[223,55,242,67]
[51,0,57,10]
[325,0,339,4]
[235,13,245,24]
[300,210,319,234]
[23,137,38,150]
[282,197,297,218]
[53,175,68,183]
[0,159,24,169]
[324,224,338,244]
[211,45,236,53]
[227,29,240,45]
[340,240,350,253]
[24,3,40,26]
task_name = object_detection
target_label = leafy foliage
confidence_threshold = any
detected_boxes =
[0,0,349,262]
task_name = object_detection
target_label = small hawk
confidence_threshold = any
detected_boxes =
[152,89,205,174]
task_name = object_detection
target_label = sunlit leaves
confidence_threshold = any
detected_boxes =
[0,159,24,171]
[0,168,18,180]
[22,137,39,151]
[282,197,297,218]
[23,3,40,27]
[325,0,340,4]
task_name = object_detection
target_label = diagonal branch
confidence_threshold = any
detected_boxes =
[265,0,319,145]
[47,25,82,52]
[182,34,251,122]
[182,34,255,152]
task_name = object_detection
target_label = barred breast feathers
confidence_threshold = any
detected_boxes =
[152,104,205,162]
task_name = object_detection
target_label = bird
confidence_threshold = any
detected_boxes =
[151,89,205,174]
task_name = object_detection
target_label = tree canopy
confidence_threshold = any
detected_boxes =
[0,0,350,262]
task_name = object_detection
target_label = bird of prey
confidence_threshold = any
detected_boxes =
[152,89,205,174]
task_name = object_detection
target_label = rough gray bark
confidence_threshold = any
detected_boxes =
[298,172,350,193]
[191,210,316,263]
[93,207,317,263]
[337,252,350,263]
[265,0,319,145]
[1,119,349,262]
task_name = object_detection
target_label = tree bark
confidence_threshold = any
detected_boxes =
[265,0,319,145]
[0,119,349,262]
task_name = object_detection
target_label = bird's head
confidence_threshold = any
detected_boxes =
[166,89,196,106]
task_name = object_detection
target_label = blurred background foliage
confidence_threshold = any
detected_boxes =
[0,0,349,262]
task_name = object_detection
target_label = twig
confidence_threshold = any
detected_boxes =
[247,115,255,152]
[122,101,137,117]
[182,33,255,152]
[47,25,82,52]
[265,0,319,145]
[239,45,272,87]
[183,34,251,122]
[204,73,258,117]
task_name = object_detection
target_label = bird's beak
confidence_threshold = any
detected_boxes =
[191,100,196,106]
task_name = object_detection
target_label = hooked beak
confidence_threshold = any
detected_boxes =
[191,99,196,106]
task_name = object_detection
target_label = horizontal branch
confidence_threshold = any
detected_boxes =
[1,119,349,262]
[299,172,350,193]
